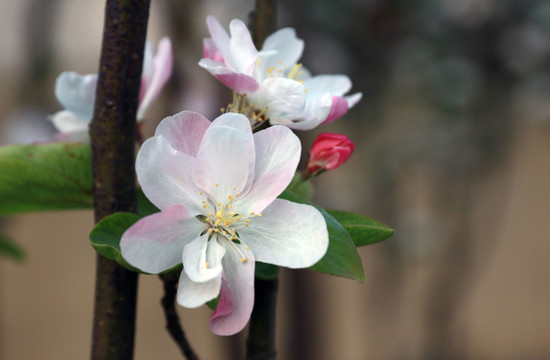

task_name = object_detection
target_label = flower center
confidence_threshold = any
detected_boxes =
[221,92,269,129]
[196,186,262,263]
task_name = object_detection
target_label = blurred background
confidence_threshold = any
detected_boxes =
[1,0,550,359]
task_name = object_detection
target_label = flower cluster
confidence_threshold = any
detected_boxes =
[50,15,361,336]
[199,16,362,130]
[50,37,173,142]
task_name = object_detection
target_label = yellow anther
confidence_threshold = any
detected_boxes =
[257,213,262,217]
[278,60,283,64]
[228,204,233,209]
[304,89,308,93]
[233,186,237,190]
[199,191,203,195]
[241,257,247,263]
[246,246,250,250]
[235,193,239,197]
[205,262,209,269]
[250,212,255,216]
[215,183,219,187]
[207,229,212,234]
[230,211,236,215]
[215,219,221,226]
[206,218,211,222]
[245,223,249,227]
[203,204,208,208]
[216,211,222,219]
[228,195,233,201]
[214,228,219,233]
[217,202,221,207]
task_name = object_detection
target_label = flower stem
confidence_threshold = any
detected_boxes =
[89,1,150,359]
[160,271,200,360]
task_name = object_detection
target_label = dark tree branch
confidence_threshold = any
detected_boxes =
[89,1,150,359]
[246,278,279,360]
[160,271,200,360]
[251,0,277,48]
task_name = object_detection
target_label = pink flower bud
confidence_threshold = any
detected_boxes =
[306,133,354,176]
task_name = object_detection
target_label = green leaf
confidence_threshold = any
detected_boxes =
[255,261,279,280]
[278,190,364,282]
[0,235,25,261]
[327,210,394,246]
[0,143,93,215]
[137,187,160,217]
[89,212,143,272]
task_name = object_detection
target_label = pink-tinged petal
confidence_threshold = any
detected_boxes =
[177,269,222,308]
[322,96,349,124]
[239,199,328,268]
[236,126,301,214]
[120,204,204,274]
[261,28,304,68]
[203,38,224,63]
[199,58,260,93]
[247,77,306,124]
[154,110,211,157]
[228,19,258,73]
[136,136,203,212]
[182,236,225,283]
[193,113,255,201]
[49,110,89,133]
[54,72,97,120]
[209,243,255,336]
[138,37,174,119]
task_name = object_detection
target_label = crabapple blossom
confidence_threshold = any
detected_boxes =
[50,37,173,141]
[199,16,362,130]
[305,133,354,176]
[120,111,328,335]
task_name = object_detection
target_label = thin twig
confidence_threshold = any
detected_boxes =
[160,271,200,360]
[89,1,150,359]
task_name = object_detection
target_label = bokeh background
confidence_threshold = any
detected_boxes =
[1,0,550,359]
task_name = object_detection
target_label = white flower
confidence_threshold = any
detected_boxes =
[120,111,328,335]
[199,16,362,130]
[50,37,173,141]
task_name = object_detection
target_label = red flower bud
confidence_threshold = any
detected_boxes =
[305,133,354,176]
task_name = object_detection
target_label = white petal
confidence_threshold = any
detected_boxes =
[54,72,97,120]
[177,270,221,308]
[228,19,258,74]
[136,136,203,212]
[236,126,301,214]
[239,199,328,268]
[303,75,352,98]
[193,113,255,201]
[182,236,225,283]
[247,78,306,124]
[154,110,211,157]
[49,110,90,133]
[120,205,204,274]
[261,28,304,68]
[346,92,363,108]
[209,242,255,335]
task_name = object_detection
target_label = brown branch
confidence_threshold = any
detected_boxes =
[160,271,200,360]
[89,1,150,359]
